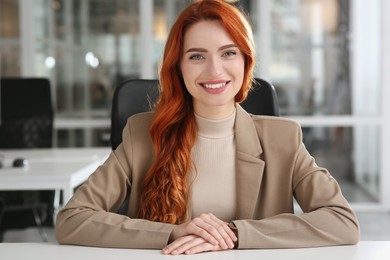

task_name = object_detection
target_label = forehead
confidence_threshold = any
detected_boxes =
[182,20,235,49]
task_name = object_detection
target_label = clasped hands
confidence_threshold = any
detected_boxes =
[162,213,237,255]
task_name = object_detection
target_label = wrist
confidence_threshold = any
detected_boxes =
[228,222,239,249]
[168,225,179,243]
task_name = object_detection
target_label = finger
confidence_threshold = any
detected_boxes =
[172,237,205,255]
[207,214,237,243]
[187,220,220,246]
[191,219,228,248]
[185,241,223,255]
[214,223,236,249]
[163,236,190,255]
[198,214,236,248]
[163,235,204,255]
[163,235,200,253]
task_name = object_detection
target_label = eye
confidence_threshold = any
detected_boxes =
[189,54,204,60]
[222,50,237,57]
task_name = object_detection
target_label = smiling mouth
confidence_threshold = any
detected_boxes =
[201,81,229,89]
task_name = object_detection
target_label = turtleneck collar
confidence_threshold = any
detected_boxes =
[195,109,236,138]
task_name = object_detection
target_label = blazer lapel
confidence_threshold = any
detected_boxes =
[234,105,265,219]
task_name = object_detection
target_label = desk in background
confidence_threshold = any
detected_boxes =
[0,148,110,209]
[0,241,389,260]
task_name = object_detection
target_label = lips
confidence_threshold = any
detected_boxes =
[200,80,230,89]
[202,82,226,89]
[199,80,230,94]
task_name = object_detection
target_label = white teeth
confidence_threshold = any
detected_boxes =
[202,83,226,89]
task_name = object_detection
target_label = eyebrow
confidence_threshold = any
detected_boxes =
[185,44,237,53]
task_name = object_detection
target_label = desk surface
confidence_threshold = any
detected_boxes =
[0,241,389,260]
[0,148,109,177]
[0,148,110,204]
[0,147,109,164]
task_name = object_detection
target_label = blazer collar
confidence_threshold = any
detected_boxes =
[234,105,265,219]
[235,105,263,157]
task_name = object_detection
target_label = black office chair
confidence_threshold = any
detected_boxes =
[241,78,279,116]
[110,78,279,150]
[0,78,53,148]
[0,77,54,242]
[0,199,4,241]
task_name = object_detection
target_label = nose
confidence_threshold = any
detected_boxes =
[206,56,223,76]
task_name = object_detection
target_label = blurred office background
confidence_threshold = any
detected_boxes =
[1,0,390,240]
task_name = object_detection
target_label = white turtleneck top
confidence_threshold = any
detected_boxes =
[190,110,236,222]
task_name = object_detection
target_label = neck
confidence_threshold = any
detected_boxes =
[194,103,236,120]
[195,109,236,138]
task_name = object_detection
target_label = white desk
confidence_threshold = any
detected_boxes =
[0,241,388,260]
[0,148,110,207]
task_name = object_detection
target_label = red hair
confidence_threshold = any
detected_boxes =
[138,0,256,224]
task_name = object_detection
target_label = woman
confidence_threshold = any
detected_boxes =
[56,0,359,255]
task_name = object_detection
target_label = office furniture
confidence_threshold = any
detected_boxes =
[0,241,388,260]
[110,78,279,150]
[0,147,109,240]
[110,79,159,150]
[0,199,3,231]
[0,78,53,148]
[241,78,280,116]
[0,77,54,241]
[0,148,109,206]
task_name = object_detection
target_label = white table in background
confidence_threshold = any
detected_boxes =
[0,148,110,207]
[0,241,389,260]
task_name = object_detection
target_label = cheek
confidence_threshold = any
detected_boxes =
[180,62,195,93]
[180,60,195,77]
[180,62,199,87]
[180,62,188,78]
[236,56,245,75]
[236,58,246,83]
[180,60,189,79]
[233,58,245,90]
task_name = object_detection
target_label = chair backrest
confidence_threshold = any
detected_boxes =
[110,78,279,150]
[0,78,54,148]
[0,198,4,230]
[241,78,280,116]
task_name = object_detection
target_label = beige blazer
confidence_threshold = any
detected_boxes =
[56,105,359,249]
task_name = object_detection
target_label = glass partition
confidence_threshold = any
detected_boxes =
[302,126,380,203]
[0,0,387,208]
[0,0,21,77]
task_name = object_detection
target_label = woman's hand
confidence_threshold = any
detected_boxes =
[168,213,237,250]
[163,235,226,255]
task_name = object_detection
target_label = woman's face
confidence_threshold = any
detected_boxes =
[180,20,245,119]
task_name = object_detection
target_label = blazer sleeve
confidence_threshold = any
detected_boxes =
[55,117,175,249]
[232,121,360,249]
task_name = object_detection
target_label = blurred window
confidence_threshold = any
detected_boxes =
[0,0,386,207]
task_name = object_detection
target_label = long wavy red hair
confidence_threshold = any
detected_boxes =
[138,0,256,224]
